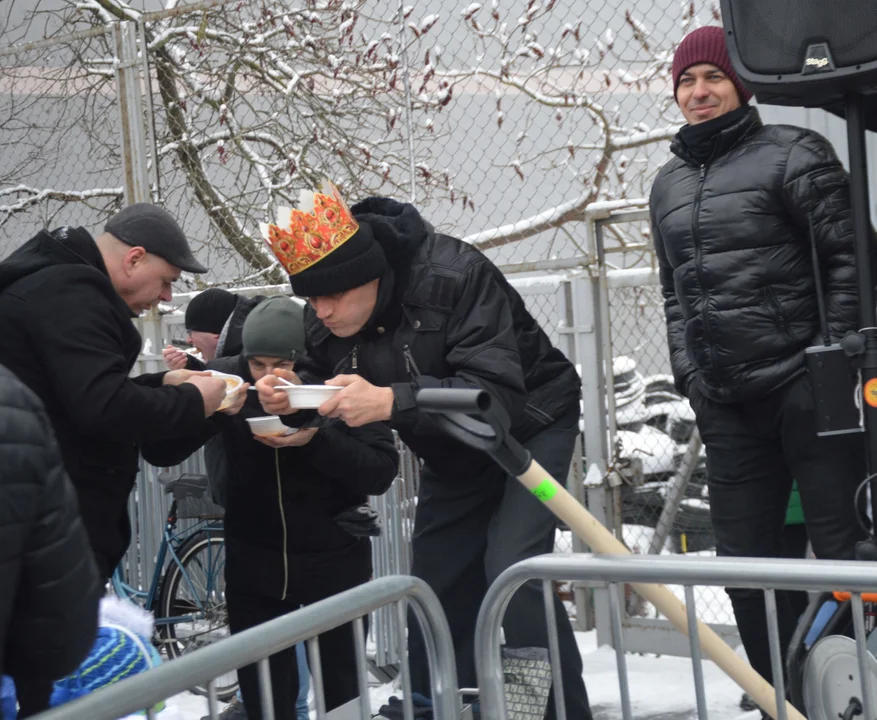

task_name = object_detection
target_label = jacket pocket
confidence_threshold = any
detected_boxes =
[513,402,559,442]
[763,287,791,336]
[402,306,448,332]
[525,403,555,425]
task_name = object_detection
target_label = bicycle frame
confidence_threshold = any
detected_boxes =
[113,504,225,627]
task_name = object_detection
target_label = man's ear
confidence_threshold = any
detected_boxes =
[122,246,147,275]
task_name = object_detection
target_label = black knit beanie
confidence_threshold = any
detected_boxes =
[288,221,388,298]
[185,288,238,334]
[242,296,306,360]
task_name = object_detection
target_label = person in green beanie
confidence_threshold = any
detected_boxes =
[143,294,397,720]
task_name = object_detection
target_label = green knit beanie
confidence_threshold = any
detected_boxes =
[242,296,306,360]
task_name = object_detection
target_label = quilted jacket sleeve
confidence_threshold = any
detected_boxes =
[0,366,102,682]
[783,131,859,341]
[651,199,697,396]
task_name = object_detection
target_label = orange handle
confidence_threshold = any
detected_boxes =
[833,591,877,603]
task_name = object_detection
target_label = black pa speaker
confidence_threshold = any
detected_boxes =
[719,0,877,112]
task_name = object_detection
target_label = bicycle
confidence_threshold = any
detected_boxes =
[112,471,237,701]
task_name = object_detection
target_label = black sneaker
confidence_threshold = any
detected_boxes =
[740,693,760,712]
[377,696,433,719]
[201,697,248,720]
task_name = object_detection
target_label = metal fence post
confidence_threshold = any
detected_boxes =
[567,265,615,646]
[395,0,417,203]
[557,279,592,630]
[136,314,166,375]
[112,21,151,206]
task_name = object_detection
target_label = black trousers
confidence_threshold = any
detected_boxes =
[407,409,591,720]
[692,373,866,685]
[781,523,810,622]
[226,587,368,720]
[15,683,53,719]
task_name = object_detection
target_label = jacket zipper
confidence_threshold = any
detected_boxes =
[692,164,715,372]
[402,344,421,377]
[332,344,359,375]
[274,449,288,601]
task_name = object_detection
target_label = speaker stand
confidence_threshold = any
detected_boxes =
[842,93,877,557]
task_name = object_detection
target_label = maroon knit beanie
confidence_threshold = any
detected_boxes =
[672,26,753,104]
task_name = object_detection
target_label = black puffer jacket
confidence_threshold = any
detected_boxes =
[296,198,581,477]
[0,364,101,689]
[650,108,858,403]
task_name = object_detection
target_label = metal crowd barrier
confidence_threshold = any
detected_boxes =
[33,576,460,720]
[475,553,877,720]
[370,435,420,675]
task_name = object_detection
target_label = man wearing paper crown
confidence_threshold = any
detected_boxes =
[256,182,591,718]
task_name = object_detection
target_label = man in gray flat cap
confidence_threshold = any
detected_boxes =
[0,203,244,582]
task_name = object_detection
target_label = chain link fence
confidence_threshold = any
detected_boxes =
[408,0,697,269]
[598,215,733,628]
[0,29,124,257]
[0,0,729,280]
[0,0,737,639]
[143,0,466,285]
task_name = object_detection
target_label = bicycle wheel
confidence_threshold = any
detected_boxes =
[157,529,237,700]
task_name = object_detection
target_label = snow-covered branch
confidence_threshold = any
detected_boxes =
[464,197,648,249]
[435,2,690,253]
[0,0,694,275]
[0,185,122,215]
[610,125,682,152]
[0,0,464,277]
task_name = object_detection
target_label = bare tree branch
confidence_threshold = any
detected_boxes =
[0,0,694,275]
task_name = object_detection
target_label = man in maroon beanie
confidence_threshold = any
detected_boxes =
[651,25,865,711]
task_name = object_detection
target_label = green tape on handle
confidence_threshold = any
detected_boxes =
[531,479,558,502]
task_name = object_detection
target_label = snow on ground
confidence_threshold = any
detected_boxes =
[576,631,757,720]
[157,629,758,720]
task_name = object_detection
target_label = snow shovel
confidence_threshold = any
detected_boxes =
[414,388,805,720]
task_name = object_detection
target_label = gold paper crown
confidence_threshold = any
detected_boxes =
[260,181,359,276]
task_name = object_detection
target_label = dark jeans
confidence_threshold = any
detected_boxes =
[781,523,810,622]
[407,409,591,720]
[226,589,367,720]
[691,373,865,685]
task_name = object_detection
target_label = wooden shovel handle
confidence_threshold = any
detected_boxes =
[519,460,805,720]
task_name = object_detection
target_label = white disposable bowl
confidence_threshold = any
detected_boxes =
[245,416,298,437]
[207,370,244,410]
[282,384,342,409]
